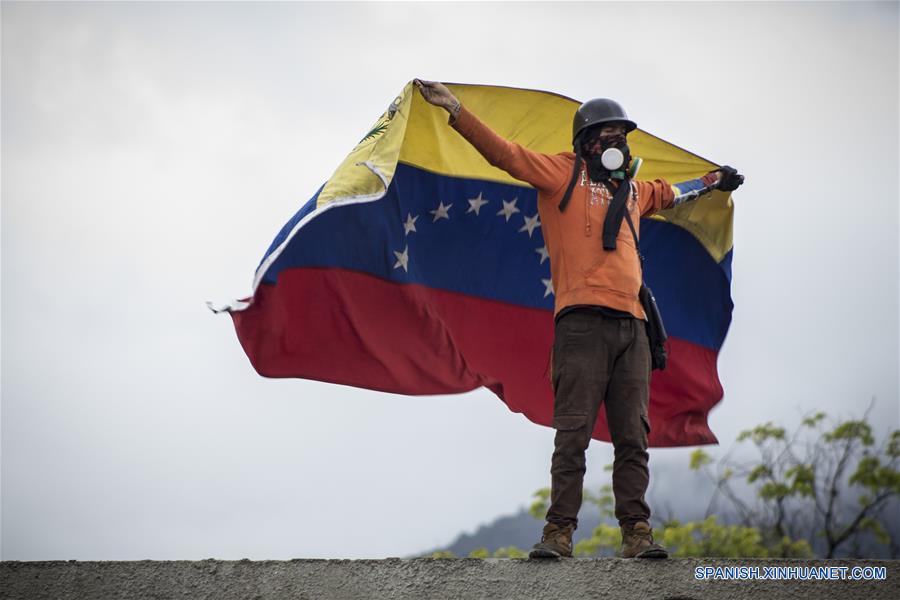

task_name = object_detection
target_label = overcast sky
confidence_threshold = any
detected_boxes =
[2,1,898,560]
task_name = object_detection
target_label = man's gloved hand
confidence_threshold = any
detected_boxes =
[714,165,745,192]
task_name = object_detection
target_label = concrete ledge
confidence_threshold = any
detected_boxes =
[1,558,896,600]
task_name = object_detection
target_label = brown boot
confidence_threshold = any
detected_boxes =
[620,521,668,559]
[528,522,575,559]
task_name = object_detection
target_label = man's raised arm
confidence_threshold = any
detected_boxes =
[414,79,568,196]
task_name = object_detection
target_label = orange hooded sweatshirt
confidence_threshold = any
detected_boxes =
[450,106,675,320]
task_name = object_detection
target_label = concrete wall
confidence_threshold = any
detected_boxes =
[1,558,896,600]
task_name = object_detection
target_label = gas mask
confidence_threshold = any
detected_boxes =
[582,132,632,182]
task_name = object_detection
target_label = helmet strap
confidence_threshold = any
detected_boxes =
[601,176,633,251]
[558,138,584,213]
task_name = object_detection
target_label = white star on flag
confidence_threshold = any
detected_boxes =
[496,198,520,222]
[519,214,541,237]
[542,278,554,298]
[430,201,452,222]
[536,245,550,264]
[403,213,418,235]
[393,245,409,272]
[466,191,489,215]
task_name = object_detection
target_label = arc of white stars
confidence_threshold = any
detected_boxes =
[542,278,554,298]
[535,245,549,264]
[403,213,418,235]
[393,245,409,272]
[519,213,541,238]
[496,198,521,222]
[430,201,452,222]
[466,191,489,215]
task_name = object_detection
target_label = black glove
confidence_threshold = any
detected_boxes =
[715,165,745,192]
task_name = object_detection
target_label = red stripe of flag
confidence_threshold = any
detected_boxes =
[232,267,719,446]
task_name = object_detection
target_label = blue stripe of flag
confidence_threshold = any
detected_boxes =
[258,163,732,351]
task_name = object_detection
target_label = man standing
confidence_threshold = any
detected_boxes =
[414,79,744,559]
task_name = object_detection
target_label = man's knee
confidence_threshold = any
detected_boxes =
[611,425,648,456]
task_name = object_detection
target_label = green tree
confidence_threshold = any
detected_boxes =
[428,410,897,559]
[690,408,899,558]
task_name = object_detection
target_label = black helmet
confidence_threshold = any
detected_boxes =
[572,98,637,143]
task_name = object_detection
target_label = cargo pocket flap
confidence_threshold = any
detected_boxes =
[640,414,651,434]
[553,414,587,431]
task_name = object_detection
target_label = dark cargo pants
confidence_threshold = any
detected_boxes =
[546,308,652,529]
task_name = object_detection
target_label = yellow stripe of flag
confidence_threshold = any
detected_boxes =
[317,81,734,263]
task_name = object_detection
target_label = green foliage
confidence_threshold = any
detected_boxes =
[785,464,816,497]
[662,516,791,558]
[428,550,456,559]
[778,537,816,558]
[849,456,900,492]
[463,547,529,559]
[463,546,528,559]
[824,420,874,446]
[689,449,712,470]
[530,480,617,521]
[802,412,827,427]
[747,465,771,483]
[574,523,621,557]
[492,546,528,559]
[888,431,900,458]
[736,422,786,444]
[583,483,615,519]
[758,481,791,500]
[528,488,551,520]
[858,517,890,545]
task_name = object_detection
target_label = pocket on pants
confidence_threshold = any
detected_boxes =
[553,414,587,431]
[557,311,595,335]
[640,414,651,435]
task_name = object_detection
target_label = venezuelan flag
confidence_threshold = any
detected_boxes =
[213,81,734,447]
